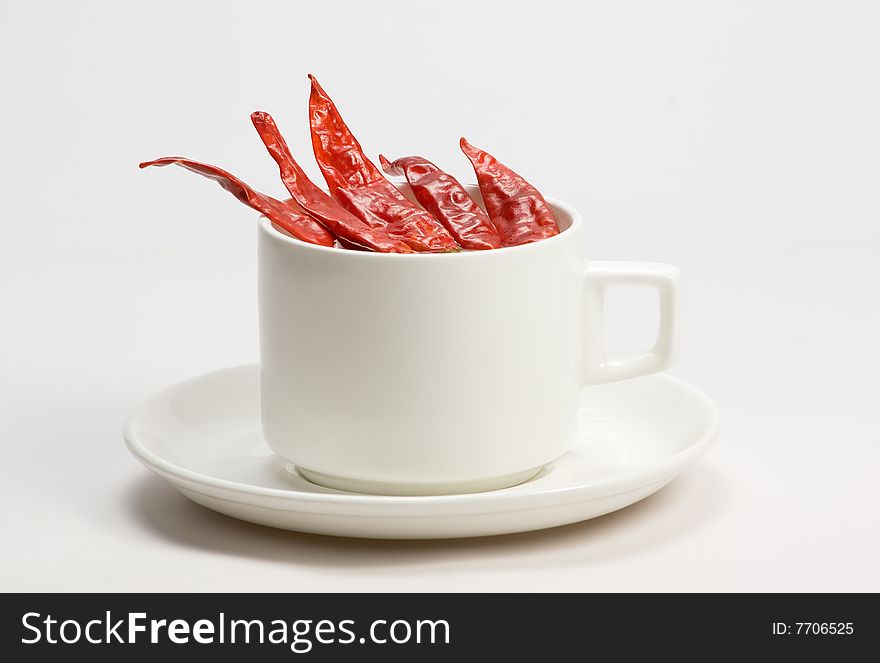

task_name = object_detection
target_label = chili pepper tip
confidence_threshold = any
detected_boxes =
[378,154,402,176]
[459,137,478,158]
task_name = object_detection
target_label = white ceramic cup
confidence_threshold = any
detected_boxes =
[258,186,677,495]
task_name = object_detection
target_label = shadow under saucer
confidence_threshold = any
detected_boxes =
[123,461,729,571]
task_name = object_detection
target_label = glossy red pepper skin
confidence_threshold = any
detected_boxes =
[308,75,459,253]
[379,155,501,251]
[250,112,413,253]
[459,138,560,247]
[139,157,335,247]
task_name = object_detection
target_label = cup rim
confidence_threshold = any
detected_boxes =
[259,188,583,259]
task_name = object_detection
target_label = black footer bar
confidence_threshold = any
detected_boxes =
[2,593,876,659]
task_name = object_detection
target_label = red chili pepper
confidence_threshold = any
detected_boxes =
[459,138,560,247]
[139,157,335,247]
[308,75,459,253]
[379,155,501,251]
[250,112,413,253]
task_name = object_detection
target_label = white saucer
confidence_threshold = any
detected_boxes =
[124,364,719,539]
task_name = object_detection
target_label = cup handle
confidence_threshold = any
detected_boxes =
[583,261,679,385]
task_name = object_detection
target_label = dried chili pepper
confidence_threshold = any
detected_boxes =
[250,112,412,253]
[379,155,501,251]
[459,138,560,247]
[139,157,335,247]
[308,75,459,253]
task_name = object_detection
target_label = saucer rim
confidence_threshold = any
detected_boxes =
[123,364,719,507]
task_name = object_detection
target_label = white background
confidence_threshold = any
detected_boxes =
[2,0,879,591]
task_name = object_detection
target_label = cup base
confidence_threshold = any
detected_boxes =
[296,465,545,496]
